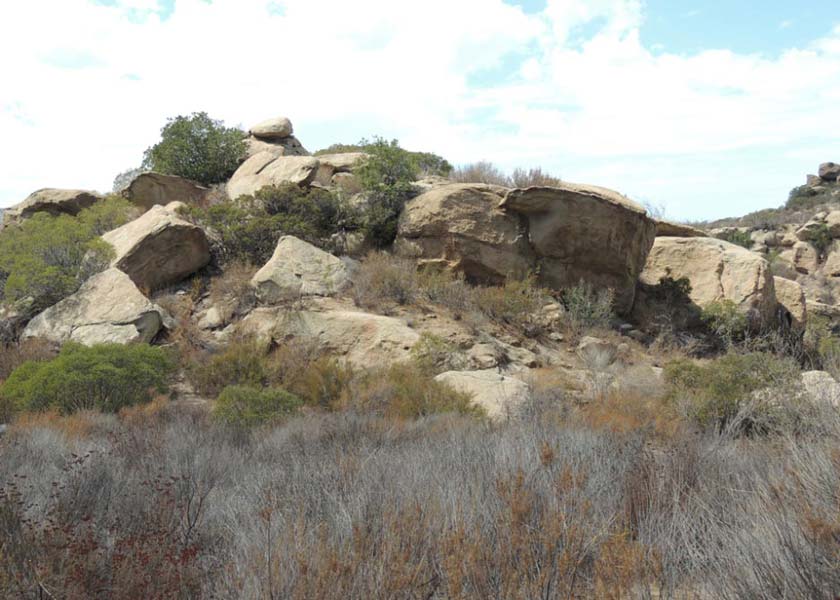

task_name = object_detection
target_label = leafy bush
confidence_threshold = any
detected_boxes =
[0,343,173,417]
[449,161,511,186]
[142,112,246,185]
[561,281,615,337]
[189,340,268,398]
[664,352,800,434]
[715,229,753,249]
[701,300,748,348]
[0,197,133,310]
[810,223,833,258]
[285,357,355,411]
[786,185,825,211]
[315,141,451,177]
[212,385,302,426]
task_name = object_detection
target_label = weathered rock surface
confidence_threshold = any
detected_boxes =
[640,237,777,323]
[250,116,293,140]
[500,184,656,313]
[434,370,531,420]
[245,136,309,158]
[236,304,420,366]
[102,204,210,291]
[819,162,840,182]
[313,152,367,186]
[823,241,840,277]
[227,152,319,199]
[251,236,349,303]
[2,188,102,226]
[773,276,807,331]
[779,241,819,275]
[21,269,168,345]
[395,183,535,283]
[120,172,209,211]
[654,219,706,238]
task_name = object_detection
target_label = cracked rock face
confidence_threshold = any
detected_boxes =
[640,236,777,324]
[226,152,320,199]
[21,268,169,345]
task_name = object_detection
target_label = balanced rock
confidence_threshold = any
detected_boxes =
[773,276,806,331]
[434,370,531,420]
[396,183,535,283]
[226,152,319,199]
[102,204,210,291]
[640,237,777,323]
[500,184,656,314]
[819,162,840,182]
[251,236,350,303]
[654,219,706,237]
[120,172,209,211]
[2,188,102,226]
[237,304,420,367]
[21,269,168,345]
[250,116,293,140]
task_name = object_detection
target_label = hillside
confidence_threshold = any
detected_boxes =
[2,115,840,598]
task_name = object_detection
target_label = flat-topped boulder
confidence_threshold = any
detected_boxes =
[119,172,209,211]
[251,235,350,303]
[500,183,656,314]
[226,152,319,199]
[640,237,777,324]
[2,188,102,226]
[102,204,210,291]
[21,268,168,345]
[395,183,535,283]
[654,219,706,238]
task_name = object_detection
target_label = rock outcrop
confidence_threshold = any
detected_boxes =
[102,203,210,291]
[819,162,840,182]
[251,236,350,303]
[773,276,807,331]
[654,219,706,238]
[640,237,777,323]
[120,172,209,211]
[396,183,535,283]
[226,152,319,199]
[21,269,168,345]
[2,188,102,226]
[312,152,367,188]
[434,370,531,420]
[500,184,656,313]
[236,303,420,367]
[244,116,309,158]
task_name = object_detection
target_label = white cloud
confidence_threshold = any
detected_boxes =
[0,0,838,221]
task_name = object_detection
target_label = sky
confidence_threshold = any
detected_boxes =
[0,0,838,221]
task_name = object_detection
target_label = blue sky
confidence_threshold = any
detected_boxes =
[1,0,838,221]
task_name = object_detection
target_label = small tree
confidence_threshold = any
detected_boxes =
[142,112,246,185]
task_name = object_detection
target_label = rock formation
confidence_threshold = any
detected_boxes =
[434,370,531,420]
[227,152,320,199]
[119,172,210,211]
[244,116,309,158]
[2,188,102,227]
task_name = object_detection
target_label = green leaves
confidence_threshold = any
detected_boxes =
[142,112,246,185]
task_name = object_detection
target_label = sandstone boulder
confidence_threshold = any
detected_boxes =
[434,370,531,420]
[779,241,818,274]
[250,116,293,140]
[251,236,350,303]
[640,237,777,323]
[773,276,807,331]
[227,152,319,199]
[825,211,840,237]
[21,269,168,345]
[395,183,535,283]
[823,241,840,277]
[245,136,309,158]
[313,152,367,186]
[237,304,420,367]
[654,219,706,237]
[500,184,656,313]
[819,162,840,182]
[102,204,210,291]
[120,172,209,211]
[2,188,102,226]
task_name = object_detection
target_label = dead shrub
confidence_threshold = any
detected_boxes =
[352,252,418,312]
[0,338,56,382]
[449,161,510,186]
[207,261,257,323]
[473,274,551,334]
[510,166,562,187]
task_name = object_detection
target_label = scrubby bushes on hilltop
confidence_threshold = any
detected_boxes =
[0,343,173,418]
[450,161,562,187]
[142,112,247,185]
[0,197,134,311]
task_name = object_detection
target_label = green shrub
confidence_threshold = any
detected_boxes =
[0,198,132,310]
[701,300,748,348]
[189,340,268,398]
[810,223,833,258]
[142,112,246,185]
[315,141,451,177]
[212,385,302,426]
[786,185,823,211]
[0,343,173,417]
[664,352,800,434]
[715,229,753,249]
[411,332,466,375]
[561,281,615,337]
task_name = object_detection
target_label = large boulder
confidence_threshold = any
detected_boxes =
[250,116,293,139]
[779,241,818,274]
[251,236,350,303]
[21,269,168,345]
[245,136,309,159]
[654,219,706,237]
[395,183,535,283]
[434,370,531,420]
[120,172,209,211]
[312,152,367,187]
[500,184,656,313]
[640,237,777,324]
[819,162,840,182]
[773,276,806,331]
[236,304,420,367]
[226,152,319,200]
[102,204,210,291]
[2,188,102,226]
